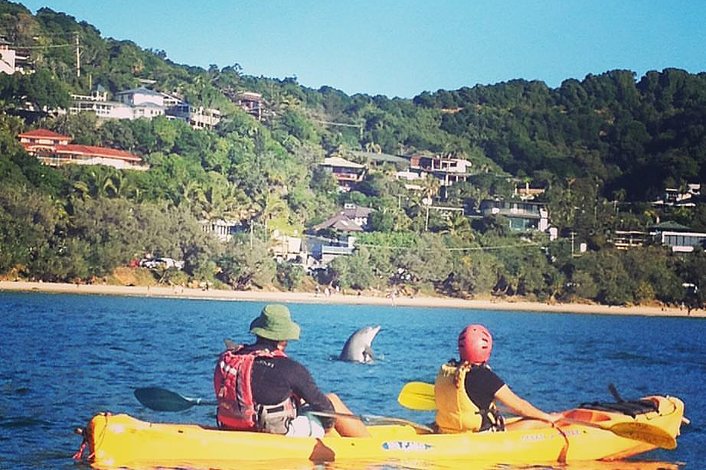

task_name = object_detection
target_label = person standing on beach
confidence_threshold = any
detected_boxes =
[214,304,370,437]
[435,324,558,433]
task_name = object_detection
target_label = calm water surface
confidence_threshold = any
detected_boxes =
[0,292,704,469]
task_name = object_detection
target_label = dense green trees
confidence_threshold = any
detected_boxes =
[2,1,706,308]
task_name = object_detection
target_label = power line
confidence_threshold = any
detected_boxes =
[355,241,539,252]
[9,43,73,49]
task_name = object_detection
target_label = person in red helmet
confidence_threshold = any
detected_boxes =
[434,324,558,433]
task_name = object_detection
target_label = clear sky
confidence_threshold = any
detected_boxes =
[18,0,706,98]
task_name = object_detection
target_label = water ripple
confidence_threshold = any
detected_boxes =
[0,292,703,469]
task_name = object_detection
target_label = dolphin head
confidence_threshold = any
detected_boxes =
[359,325,381,342]
[339,325,382,363]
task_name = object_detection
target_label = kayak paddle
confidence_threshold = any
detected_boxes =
[397,381,436,411]
[134,386,433,433]
[134,387,217,411]
[396,382,677,449]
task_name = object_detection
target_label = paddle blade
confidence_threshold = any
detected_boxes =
[134,387,199,412]
[398,382,437,411]
[610,422,677,450]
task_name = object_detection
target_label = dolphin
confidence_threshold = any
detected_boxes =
[338,325,381,363]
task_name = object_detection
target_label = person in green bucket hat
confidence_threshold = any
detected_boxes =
[214,304,369,438]
[248,303,301,341]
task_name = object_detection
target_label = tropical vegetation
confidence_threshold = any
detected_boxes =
[2,1,706,310]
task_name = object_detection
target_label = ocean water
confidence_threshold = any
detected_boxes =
[0,292,703,469]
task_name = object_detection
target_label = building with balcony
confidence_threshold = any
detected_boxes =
[479,200,549,231]
[69,86,221,129]
[166,103,222,129]
[319,156,366,191]
[115,86,165,107]
[409,153,472,187]
[18,129,71,153]
[18,129,147,170]
[611,230,648,250]
[650,221,706,253]
[199,219,240,242]
[234,91,264,120]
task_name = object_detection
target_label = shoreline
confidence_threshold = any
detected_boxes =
[1,280,704,318]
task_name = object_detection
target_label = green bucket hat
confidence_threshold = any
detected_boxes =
[249,304,300,341]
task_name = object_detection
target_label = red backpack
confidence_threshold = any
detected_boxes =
[213,345,288,430]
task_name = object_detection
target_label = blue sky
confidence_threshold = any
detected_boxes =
[19,0,706,98]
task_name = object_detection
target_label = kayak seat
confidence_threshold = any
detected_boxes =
[563,409,611,423]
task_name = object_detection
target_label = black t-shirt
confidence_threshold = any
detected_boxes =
[250,355,335,416]
[463,365,505,411]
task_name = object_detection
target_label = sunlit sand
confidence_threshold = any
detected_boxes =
[1,281,702,318]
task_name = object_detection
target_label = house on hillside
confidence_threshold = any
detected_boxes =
[479,199,549,231]
[304,235,356,270]
[0,38,17,74]
[234,91,264,121]
[312,204,374,233]
[70,90,134,119]
[70,86,156,120]
[69,85,221,129]
[653,184,701,207]
[271,230,304,262]
[199,219,241,242]
[611,230,649,250]
[18,129,70,153]
[115,86,164,107]
[0,38,29,74]
[395,170,424,189]
[166,103,222,129]
[319,156,366,191]
[350,150,409,170]
[50,144,144,169]
[409,153,472,188]
[18,129,147,170]
[650,221,706,253]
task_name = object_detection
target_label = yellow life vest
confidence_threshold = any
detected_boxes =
[434,362,503,433]
[434,362,483,433]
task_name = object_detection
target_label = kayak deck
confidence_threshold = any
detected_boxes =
[79,395,684,469]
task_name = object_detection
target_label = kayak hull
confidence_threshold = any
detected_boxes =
[81,395,684,469]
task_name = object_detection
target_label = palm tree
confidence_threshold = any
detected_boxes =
[251,192,288,242]
[420,173,441,201]
[418,174,441,231]
[179,180,206,211]
[441,212,474,241]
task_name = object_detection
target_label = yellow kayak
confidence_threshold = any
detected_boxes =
[77,395,684,469]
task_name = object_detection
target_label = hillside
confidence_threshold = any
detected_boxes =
[2,0,706,310]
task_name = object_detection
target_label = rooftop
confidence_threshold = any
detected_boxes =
[321,156,365,169]
[54,144,142,162]
[18,129,71,140]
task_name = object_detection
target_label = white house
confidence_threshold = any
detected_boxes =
[0,39,16,74]
[115,87,165,107]
[70,86,220,129]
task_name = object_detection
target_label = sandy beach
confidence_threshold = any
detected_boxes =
[1,280,704,318]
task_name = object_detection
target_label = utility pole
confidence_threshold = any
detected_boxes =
[74,32,80,78]
[571,231,576,257]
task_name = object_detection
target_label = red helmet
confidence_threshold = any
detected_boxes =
[458,324,493,364]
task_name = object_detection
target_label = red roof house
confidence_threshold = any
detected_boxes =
[17,128,147,170]
[18,129,71,154]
